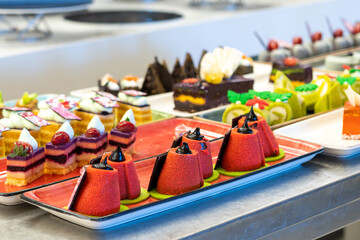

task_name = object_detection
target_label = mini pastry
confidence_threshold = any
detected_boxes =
[36,97,78,146]
[116,90,152,125]
[68,156,121,217]
[257,39,291,62]
[295,83,320,110]
[6,128,45,186]
[342,86,360,140]
[120,75,140,90]
[107,109,137,154]
[76,116,108,167]
[73,93,116,136]
[292,36,311,59]
[172,58,186,84]
[0,109,43,155]
[106,146,141,200]
[98,73,121,97]
[173,47,254,112]
[179,127,213,179]
[148,142,204,195]
[215,119,265,172]
[15,92,38,111]
[270,57,312,86]
[45,122,78,175]
[237,107,281,159]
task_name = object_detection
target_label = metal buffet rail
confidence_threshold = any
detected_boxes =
[0,152,359,239]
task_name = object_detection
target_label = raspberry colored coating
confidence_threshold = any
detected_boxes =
[222,128,265,172]
[72,166,121,217]
[157,148,204,195]
[85,128,101,138]
[52,131,70,145]
[238,116,280,157]
[182,136,213,179]
[106,153,141,200]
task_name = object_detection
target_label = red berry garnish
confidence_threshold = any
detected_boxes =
[267,40,279,51]
[51,131,70,146]
[11,141,33,155]
[311,32,322,42]
[354,23,360,34]
[333,29,343,38]
[292,36,303,45]
[85,128,101,138]
[283,57,299,66]
[116,121,136,132]
[182,78,198,84]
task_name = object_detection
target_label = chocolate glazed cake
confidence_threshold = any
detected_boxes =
[173,76,254,112]
[270,59,312,84]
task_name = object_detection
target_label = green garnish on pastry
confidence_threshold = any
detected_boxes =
[336,76,356,85]
[22,92,37,105]
[295,83,318,92]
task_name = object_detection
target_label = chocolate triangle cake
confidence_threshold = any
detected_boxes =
[141,63,166,95]
[172,58,187,84]
[184,53,197,78]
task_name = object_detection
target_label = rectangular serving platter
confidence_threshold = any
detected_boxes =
[0,118,231,205]
[274,108,360,158]
[21,135,323,230]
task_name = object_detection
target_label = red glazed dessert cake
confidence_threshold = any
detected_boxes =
[105,146,141,200]
[237,107,280,158]
[215,120,265,172]
[107,109,137,154]
[76,116,108,167]
[68,156,121,217]
[6,129,45,186]
[45,122,77,175]
[342,86,360,140]
[180,127,213,179]
[148,142,204,195]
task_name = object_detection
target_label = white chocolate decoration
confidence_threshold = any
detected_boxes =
[18,128,38,150]
[57,122,74,140]
[120,109,136,126]
[344,85,360,107]
[87,115,105,133]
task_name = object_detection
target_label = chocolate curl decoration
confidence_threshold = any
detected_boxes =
[92,156,113,170]
[186,127,204,140]
[237,119,253,134]
[109,146,126,162]
[176,142,192,154]
[247,106,258,122]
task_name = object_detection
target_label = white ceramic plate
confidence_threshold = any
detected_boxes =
[274,108,360,158]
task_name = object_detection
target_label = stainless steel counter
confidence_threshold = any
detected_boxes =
[1,153,360,239]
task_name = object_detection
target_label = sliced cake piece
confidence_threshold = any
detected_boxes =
[77,116,108,167]
[342,86,360,140]
[45,122,77,175]
[107,109,137,154]
[6,128,45,186]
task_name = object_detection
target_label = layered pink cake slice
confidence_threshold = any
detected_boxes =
[6,129,45,186]
[77,115,108,166]
[107,109,137,154]
[45,122,78,175]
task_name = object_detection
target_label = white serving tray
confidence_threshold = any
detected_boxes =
[274,108,360,158]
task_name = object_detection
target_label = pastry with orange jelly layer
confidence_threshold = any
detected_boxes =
[107,109,136,154]
[342,86,360,140]
[76,116,108,167]
[116,90,152,125]
[173,47,254,113]
[6,129,45,186]
[45,122,78,175]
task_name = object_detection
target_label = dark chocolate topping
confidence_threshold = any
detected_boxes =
[237,119,253,134]
[92,156,113,170]
[175,142,192,154]
[90,155,102,165]
[186,127,204,140]
[200,142,207,150]
[247,106,258,122]
[109,146,126,162]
